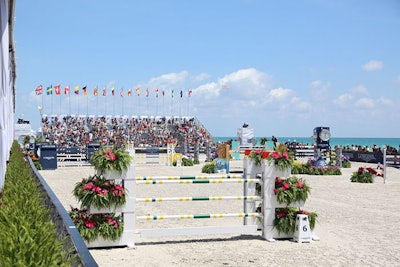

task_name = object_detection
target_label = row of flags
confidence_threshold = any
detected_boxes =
[35,85,193,98]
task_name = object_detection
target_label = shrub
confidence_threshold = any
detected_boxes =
[202,162,217,173]
[0,141,77,266]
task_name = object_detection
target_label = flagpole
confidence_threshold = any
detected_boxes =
[51,89,54,115]
[59,91,61,115]
[68,88,71,115]
[86,91,88,117]
[96,88,98,115]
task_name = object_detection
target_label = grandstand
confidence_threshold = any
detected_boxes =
[39,114,217,165]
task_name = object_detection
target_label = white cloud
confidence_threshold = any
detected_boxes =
[333,93,353,107]
[290,97,311,111]
[362,60,383,72]
[355,97,375,109]
[148,71,188,86]
[350,85,368,95]
[264,87,293,103]
[193,68,272,99]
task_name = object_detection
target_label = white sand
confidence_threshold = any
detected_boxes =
[39,159,400,267]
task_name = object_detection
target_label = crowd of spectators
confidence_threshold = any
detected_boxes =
[40,115,212,150]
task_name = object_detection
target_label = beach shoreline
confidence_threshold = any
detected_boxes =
[39,159,400,267]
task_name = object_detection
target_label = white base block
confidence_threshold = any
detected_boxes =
[139,225,258,237]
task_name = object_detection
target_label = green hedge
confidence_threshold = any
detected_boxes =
[0,141,77,266]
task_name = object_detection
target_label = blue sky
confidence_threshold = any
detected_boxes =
[14,0,400,137]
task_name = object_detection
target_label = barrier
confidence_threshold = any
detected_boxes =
[378,148,399,184]
[85,158,316,248]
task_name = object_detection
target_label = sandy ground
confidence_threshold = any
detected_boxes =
[39,158,400,267]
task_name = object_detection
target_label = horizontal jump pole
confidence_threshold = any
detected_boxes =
[137,212,262,221]
[136,178,261,185]
[135,174,243,180]
[136,195,261,202]
[138,225,258,237]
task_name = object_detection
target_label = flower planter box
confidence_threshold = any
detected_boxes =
[84,236,125,248]
[89,206,124,214]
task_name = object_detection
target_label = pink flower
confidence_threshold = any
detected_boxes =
[105,149,112,155]
[109,153,116,161]
[275,177,283,184]
[283,183,290,189]
[84,219,96,229]
[102,189,108,197]
[271,151,280,159]
[296,182,304,188]
[273,188,278,195]
[283,152,288,159]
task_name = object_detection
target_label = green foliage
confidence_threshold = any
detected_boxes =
[69,208,123,242]
[90,146,133,174]
[33,161,42,170]
[73,175,126,209]
[291,162,342,175]
[274,176,311,205]
[274,208,318,235]
[0,141,77,266]
[351,169,374,183]
[182,158,194,166]
[193,158,200,164]
[342,161,351,168]
[202,162,217,174]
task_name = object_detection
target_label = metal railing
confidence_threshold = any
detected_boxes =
[28,158,98,267]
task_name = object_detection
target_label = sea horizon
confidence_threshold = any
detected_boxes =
[214,136,400,150]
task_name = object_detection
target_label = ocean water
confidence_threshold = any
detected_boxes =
[215,137,400,150]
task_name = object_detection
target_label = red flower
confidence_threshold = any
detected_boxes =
[283,152,289,160]
[244,150,251,156]
[277,212,287,218]
[273,188,278,195]
[262,151,270,159]
[275,177,283,184]
[296,181,304,188]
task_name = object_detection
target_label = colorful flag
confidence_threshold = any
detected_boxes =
[146,88,149,97]
[188,90,193,97]
[127,89,132,96]
[120,88,124,98]
[155,88,159,98]
[162,89,165,96]
[74,86,79,95]
[64,85,70,94]
[102,88,106,96]
[83,86,87,95]
[35,85,43,95]
[136,87,140,96]
[171,89,174,98]
[54,84,61,95]
[111,86,115,96]
[94,86,98,96]
[180,90,183,98]
[46,85,53,95]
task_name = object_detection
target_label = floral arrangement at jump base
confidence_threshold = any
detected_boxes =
[73,174,127,209]
[71,145,132,243]
[273,207,318,235]
[245,144,293,170]
[274,176,311,205]
[69,208,124,242]
[90,146,133,174]
[350,166,382,183]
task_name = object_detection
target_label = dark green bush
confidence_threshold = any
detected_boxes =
[0,141,77,266]
[202,162,217,173]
